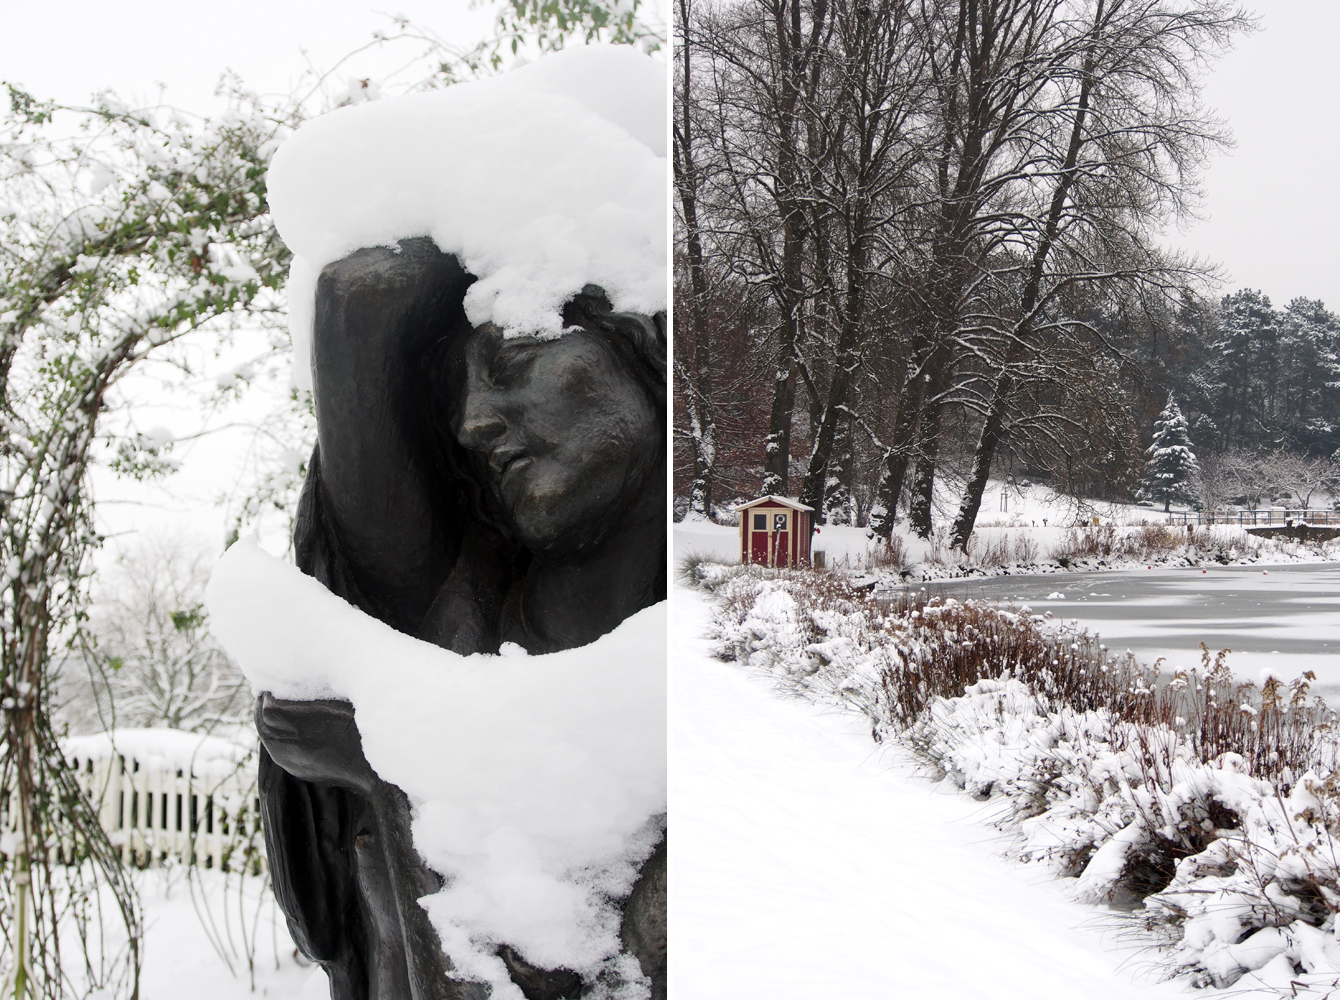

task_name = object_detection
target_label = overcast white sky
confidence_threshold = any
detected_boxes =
[1169,0,1340,311]
[0,1,496,109]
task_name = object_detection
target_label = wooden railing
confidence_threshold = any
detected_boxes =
[1167,509,1340,527]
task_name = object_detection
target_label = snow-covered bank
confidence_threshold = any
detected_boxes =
[683,562,1340,994]
[671,585,1185,999]
[676,512,1340,583]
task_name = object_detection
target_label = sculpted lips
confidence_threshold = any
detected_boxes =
[489,446,530,480]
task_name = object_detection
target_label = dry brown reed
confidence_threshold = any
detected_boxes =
[858,534,907,571]
[1050,523,1186,562]
[967,532,1040,567]
[725,568,1333,783]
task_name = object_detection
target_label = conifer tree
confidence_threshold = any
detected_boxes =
[1142,394,1201,512]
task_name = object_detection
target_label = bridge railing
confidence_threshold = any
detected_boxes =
[1167,509,1340,527]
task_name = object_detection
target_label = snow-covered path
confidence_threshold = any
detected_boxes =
[671,584,1190,999]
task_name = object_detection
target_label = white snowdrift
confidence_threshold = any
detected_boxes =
[63,727,252,779]
[205,539,666,998]
[267,44,667,390]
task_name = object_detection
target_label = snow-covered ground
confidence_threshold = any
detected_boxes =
[131,867,314,1000]
[670,580,1329,999]
[671,583,1185,999]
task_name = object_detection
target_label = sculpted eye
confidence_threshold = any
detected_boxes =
[490,345,538,385]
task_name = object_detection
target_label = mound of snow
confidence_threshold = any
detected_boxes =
[267,44,667,390]
[63,727,252,779]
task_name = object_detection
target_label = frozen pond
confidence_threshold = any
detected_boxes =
[925,564,1340,698]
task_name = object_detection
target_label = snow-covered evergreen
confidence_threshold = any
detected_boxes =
[1141,394,1201,512]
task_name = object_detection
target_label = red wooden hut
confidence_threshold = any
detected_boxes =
[732,496,814,568]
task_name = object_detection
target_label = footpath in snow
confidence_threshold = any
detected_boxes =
[670,583,1298,999]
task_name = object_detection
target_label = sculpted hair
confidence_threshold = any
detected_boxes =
[561,284,667,417]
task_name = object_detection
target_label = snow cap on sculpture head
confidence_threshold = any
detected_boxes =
[266,43,668,391]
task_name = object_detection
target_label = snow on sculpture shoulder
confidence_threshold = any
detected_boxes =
[206,540,666,988]
[268,44,667,390]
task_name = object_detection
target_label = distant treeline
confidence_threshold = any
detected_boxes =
[673,285,1340,522]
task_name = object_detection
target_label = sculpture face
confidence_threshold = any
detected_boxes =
[455,323,659,556]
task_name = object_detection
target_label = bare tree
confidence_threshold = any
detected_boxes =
[1253,451,1340,510]
[60,536,248,736]
[937,0,1246,547]
[688,0,836,497]
[675,0,1246,541]
[674,0,721,515]
[793,0,924,515]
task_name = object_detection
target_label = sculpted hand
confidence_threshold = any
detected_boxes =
[255,692,377,795]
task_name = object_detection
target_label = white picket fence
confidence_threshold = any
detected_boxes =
[59,728,266,874]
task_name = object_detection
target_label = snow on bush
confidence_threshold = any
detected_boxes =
[206,540,665,999]
[907,522,1340,581]
[267,44,667,390]
[702,563,1340,990]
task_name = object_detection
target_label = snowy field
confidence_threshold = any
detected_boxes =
[670,582,1331,999]
[133,868,315,1000]
[671,585,1184,999]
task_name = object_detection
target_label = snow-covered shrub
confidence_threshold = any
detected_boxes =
[1045,522,1340,572]
[704,566,1340,988]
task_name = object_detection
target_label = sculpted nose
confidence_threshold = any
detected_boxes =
[456,394,507,452]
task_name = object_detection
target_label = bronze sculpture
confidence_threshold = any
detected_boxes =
[254,239,666,1000]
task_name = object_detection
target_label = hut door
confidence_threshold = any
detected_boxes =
[749,512,770,564]
[772,512,790,568]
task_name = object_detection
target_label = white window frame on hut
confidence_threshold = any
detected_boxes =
[732,496,814,568]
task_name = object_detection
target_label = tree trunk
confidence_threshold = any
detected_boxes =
[674,0,717,516]
[798,266,867,513]
[949,373,1012,549]
[762,349,798,496]
[868,369,923,536]
[906,399,943,538]
[948,3,1101,549]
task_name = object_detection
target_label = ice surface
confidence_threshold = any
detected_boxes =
[205,539,666,996]
[267,44,667,390]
